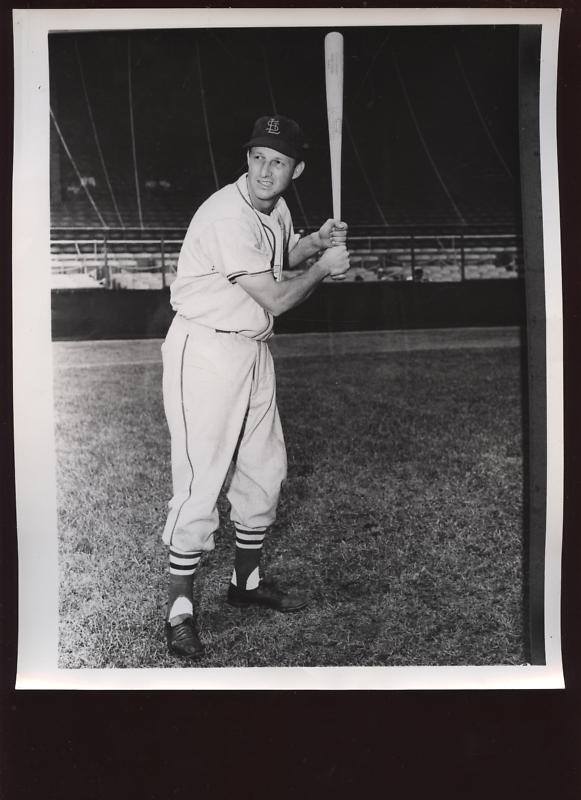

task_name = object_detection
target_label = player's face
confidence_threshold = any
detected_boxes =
[246,147,304,213]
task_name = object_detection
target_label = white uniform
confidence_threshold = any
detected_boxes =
[162,174,300,554]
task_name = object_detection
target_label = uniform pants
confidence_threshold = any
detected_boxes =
[161,315,287,553]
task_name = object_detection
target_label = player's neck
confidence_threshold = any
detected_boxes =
[249,194,276,215]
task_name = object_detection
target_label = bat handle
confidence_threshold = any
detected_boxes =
[330,219,348,281]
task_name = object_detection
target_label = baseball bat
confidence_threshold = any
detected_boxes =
[324,31,345,280]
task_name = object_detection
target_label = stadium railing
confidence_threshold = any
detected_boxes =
[50,226,523,289]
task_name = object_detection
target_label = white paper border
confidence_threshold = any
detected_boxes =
[12,7,564,690]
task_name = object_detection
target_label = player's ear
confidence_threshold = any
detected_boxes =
[292,160,305,180]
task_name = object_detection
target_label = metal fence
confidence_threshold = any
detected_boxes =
[344,232,522,282]
[50,237,182,289]
[50,230,523,289]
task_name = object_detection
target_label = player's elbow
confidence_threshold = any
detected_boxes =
[261,293,289,317]
[237,276,286,317]
[272,292,299,316]
[251,296,283,317]
[268,300,285,317]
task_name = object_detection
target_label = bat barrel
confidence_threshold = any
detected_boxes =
[325,32,344,221]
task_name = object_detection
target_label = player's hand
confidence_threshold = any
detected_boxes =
[318,244,350,278]
[315,219,348,249]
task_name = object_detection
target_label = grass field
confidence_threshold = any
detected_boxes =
[53,329,527,668]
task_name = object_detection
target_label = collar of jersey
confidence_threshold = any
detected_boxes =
[236,173,281,220]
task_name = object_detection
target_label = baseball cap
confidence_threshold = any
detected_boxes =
[245,115,307,161]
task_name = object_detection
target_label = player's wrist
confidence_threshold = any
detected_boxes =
[311,258,330,280]
[310,230,324,251]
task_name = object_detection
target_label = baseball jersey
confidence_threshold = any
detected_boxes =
[170,174,300,341]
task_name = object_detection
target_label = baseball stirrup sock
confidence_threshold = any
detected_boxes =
[231,527,266,591]
[168,547,202,624]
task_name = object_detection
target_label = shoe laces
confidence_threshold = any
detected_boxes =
[171,617,197,642]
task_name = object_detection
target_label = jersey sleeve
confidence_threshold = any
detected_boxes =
[202,218,272,283]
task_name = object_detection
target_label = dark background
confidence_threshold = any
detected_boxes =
[48,24,527,338]
[2,5,581,800]
[49,25,521,228]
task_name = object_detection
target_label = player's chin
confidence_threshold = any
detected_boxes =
[252,183,277,199]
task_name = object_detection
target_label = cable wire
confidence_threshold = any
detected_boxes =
[127,35,144,229]
[345,114,388,226]
[359,32,391,92]
[196,40,220,191]
[262,45,309,227]
[392,51,466,225]
[453,45,514,181]
[75,40,125,227]
[50,107,107,228]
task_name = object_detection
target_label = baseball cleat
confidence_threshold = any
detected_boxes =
[165,617,205,659]
[227,579,309,612]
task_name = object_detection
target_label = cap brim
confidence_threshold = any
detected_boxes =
[245,137,304,161]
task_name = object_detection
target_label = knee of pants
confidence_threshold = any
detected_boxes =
[230,450,287,499]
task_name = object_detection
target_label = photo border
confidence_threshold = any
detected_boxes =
[12,6,564,690]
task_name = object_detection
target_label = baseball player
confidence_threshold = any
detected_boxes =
[162,115,350,659]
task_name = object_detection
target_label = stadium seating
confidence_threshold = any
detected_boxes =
[50,105,522,288]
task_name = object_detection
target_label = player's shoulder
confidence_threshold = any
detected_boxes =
[192,180,252,228]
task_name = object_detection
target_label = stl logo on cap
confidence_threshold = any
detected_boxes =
[266,118,280,135]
